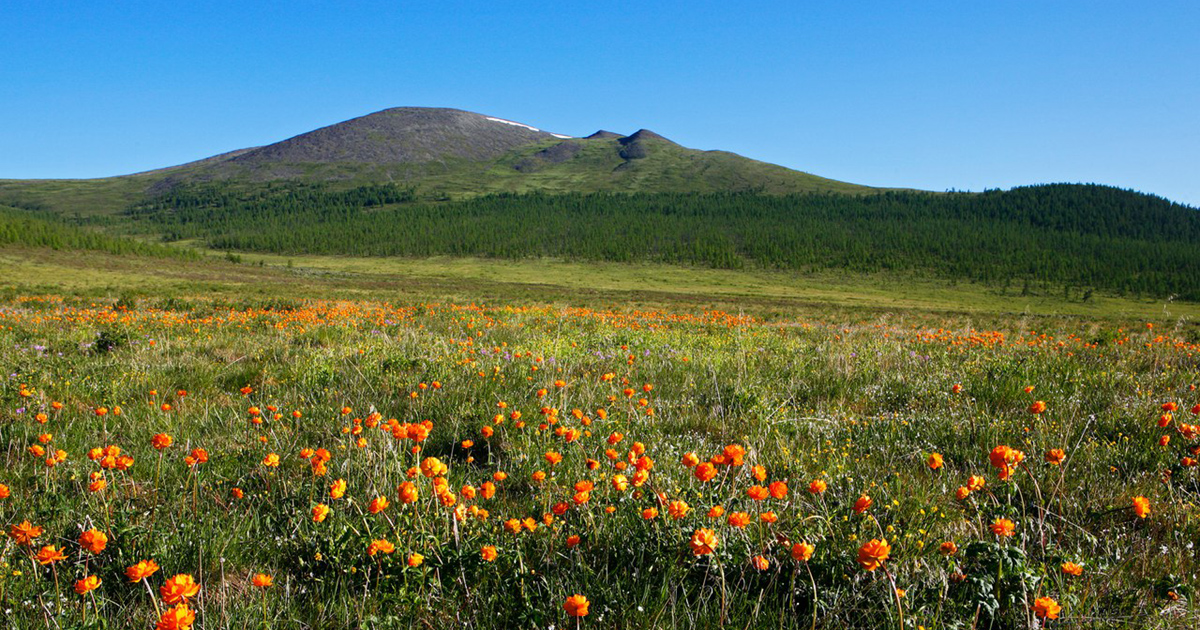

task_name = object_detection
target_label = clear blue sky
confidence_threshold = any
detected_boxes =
[2,1,1198,204]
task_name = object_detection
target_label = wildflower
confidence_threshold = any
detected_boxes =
[481,545,498,562]
[160,574,201,604]
[398,482,418,504]
[854,495,873,513]
[990,518,1016,537]
[768,480,788,499]
[407,553,424,567]
[927,453,944,469]
[1132,496,1150,518]
[728,512,751,528]
[564,594,589,617]
[668,500,691,520]
[689,528,719,555]
[329,479,347,500]
[152,433,173,449]
[79,528,108,554]
[1029,400,1048,414]
[1032,597,1061,620]
[808,479,827,494]
[747,485,769,501]
[857,539,890,571]
[36,545,67,565]
[156,604,196,630]
[262,453,280,467]
[252,573,273,588]
[9,521,43,546]
[369,496,390,514]
[939,541,958,555]
[1045,449,1066,465]
[367,539,395,556]
[791,542,815,562]
[693,462,717,482]
[74,574,101,594]
[1061,562,1082,576]
[967,475,986,491]
[312,503,331,522]
[126,560,161,582]
[751,555,770,570]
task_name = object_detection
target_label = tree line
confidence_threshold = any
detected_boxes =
[126,183,1200,299]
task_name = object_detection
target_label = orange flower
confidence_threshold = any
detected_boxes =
[693,462,717,482]
[856,538,890,571]
[1132,496,1150,519]
[957,488,972,501]
[74,574,101,595]
[791,542,815,562]
[689,528,719,555]
[368,496,390,514]
[707,505,725,518]
[1032,597,1061,620]
[262,453,280,467]
[152,433,173,450]
[252,573,273,588]
[746,485,769,501]
[927,453,944,470]
[990,518,1016,537]
[667,500,691,520]
[156,604,196,630]
[967,475,985,491]
[36,545,67,565]
[564,594,590,617]
[641,507,659,520]
[1045,449,1066,465]
[398,482,418,504]
[1028,400,1048,414]
[768,480,788,499]
[312,503,331,522]
[727,512,751,528]
[853,495,872,514]
[939,541,958,555]
[367,539,396,556]
[481,545,498,562]
[407,553,424,567]
[9,520,43,546]
[808,479,827,494]
[329,478,347,500]
[1061,562,1083,576]
[160,574,201,605]
[79,528,108,554]
[126,559,161,582]
[751,555,769,571]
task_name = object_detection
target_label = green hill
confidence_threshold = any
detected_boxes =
[1,106,1198,301]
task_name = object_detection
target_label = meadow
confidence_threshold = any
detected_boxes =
[1,290,1198,630]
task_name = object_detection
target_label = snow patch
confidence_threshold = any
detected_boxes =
[484,116,573,138]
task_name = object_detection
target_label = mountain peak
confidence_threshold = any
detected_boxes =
[227,107,565,167]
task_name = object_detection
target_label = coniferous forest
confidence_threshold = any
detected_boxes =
[126,182,1200,299]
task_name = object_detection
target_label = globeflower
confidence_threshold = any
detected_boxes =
[159,573,201,605]
[79,528,108,554]
[1032,596,1061,620]
[791,542,815,562]
[126,560,161,582]
[74,574,101,595]
[990,518,1016,537]
[156,604,196,630]
[857,538,890,571]
[1132,496,1150,519]
[564,594,589,617]
[689,528,719,555]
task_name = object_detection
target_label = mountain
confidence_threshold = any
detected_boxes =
[2,106,1199,302]
[0,107,877,216]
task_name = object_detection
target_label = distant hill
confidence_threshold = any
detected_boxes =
[1,106,1199,301]
[0,107,878,216]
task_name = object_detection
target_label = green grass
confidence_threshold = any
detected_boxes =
[1,291,1197,629]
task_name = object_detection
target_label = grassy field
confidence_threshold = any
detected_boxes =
[1,250,1199,629]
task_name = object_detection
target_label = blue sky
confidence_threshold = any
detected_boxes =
[2,1,1197,204]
